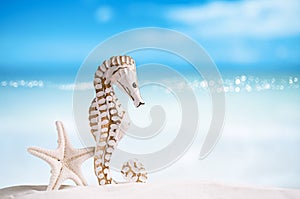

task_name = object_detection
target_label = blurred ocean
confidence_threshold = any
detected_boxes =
[0,67,299,189]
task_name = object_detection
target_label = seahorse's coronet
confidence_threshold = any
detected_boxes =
[100,64,107,72]
[94,55,135,80]
[96,70,103,77]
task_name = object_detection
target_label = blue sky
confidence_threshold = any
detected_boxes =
[0,0,300,76]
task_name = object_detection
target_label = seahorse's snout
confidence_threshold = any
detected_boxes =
[132,86,145,108]
[136,101,145,108]
[134,97,145,108]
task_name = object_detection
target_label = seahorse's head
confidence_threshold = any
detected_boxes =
[111,58,145,108]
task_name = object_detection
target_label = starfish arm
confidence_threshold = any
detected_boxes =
[28,147,65,191]
[49,167,85,190]
[55,121,66,150]
[28,121,94,190]
[53,167,86,189]
[69,147,95,164]
[65,147,95,186]
[27,147,60,166]
[67,169,87,186]
[56,120,87,157]
[47,166,63,191]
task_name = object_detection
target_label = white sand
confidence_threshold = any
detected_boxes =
[1,181,299,199]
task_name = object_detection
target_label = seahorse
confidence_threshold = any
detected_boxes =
[88,55,147,185]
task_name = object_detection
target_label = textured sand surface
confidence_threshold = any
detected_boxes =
[1,181,299,199]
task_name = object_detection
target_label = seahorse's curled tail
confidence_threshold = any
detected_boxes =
[121,159,147,183]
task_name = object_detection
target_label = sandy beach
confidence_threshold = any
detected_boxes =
[1,181,299,199]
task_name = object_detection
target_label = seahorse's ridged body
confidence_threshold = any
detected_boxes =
[89,56,147,185]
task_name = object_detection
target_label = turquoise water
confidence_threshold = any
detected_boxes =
[0,71,299,188]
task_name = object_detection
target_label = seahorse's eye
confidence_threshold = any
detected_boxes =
[132,82,137,88]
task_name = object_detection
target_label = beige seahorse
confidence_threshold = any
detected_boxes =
[89,55,147,185]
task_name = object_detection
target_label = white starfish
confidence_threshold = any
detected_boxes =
[28,121,94,191]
